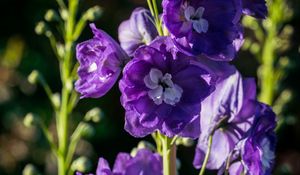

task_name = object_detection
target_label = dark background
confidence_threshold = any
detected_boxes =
[0,0,299,174]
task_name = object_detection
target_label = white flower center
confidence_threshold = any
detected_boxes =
[259,138,275,171]
[88,62,98,73]
[144,68,183,106]
[184,6,209,33]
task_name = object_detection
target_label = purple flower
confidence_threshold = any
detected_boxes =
[242,0,268,19]
[76,149,162,175]
[162,0,243,61]
[118,7,158,56]
[75,24,129,99]
[119,36,216,138]
[193,69,257,169]
[224,102,277,175]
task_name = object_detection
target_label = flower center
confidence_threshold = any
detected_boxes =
[184,6,209,33]
[259,138,275,171]
[144,68,183,106]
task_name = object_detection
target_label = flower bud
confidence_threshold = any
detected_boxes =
[44,9,60,22]
[66,78,73,92]
[28,70,39,84]
[71,156,92,173]
[60,9,69,21]
[130,147,138,157]
[80,123,95,138]
[84,6,103,21]
[51,93,61,109]
[181,138,194,147]
[23,113,37,128]
[22,164,40,175]
[84,108,102,123]
[56,43,65,59]
[35,22,47,35]
[137,141,156,151]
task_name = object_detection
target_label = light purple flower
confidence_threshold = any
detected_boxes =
[119,36,216,138]
[242,0,268,19]
[118,7,158,56]
[223,102,277,175]
[76,149,162,175]
[162,0,243,61]
[193,69,257,169]
[75,23,129,99]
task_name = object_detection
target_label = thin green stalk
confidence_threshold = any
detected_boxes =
[199,135,213,175]
[159,134,177,175]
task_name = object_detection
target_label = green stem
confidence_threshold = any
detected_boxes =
[199,135,213,175]
[160,134,177,175]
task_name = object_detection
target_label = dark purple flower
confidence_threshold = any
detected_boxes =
[76,149,162,175]
[75,24,129,99]
[118,7,158,56]
[242,0,268,19]
[119,36,216,138]
[162,0,243,61]
[193,70,257,169]
[224,102,277,175]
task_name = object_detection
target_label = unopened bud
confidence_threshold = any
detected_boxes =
[80,123,95,138]
[84,6,103,21]
[35,22,47,35]
[71,157,92,173]
[22,164,40,175]
[60,9,69,21]
[45,9,60,22]
[51,93,61,109]
[137,141,155,151]
[84,108,102,123]
[130,147,138,157]
[28,70,39,84]
[181,138,194,147]
[23,113,37,128]
[57,43,65,58]
[66,79,73,92]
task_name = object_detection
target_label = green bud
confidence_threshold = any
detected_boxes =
[181,138,194,147]
[60,9,69,21]
[22,164,40,175]
[71,157,92,173]
[45,9,60,22]
[56,43,65,59]
[51,93,61,109]
[35,22,47,35]
[28,70,39,84]
[66,79,73,92]
[130,147,138,157]
[137,141,156,151]
[84,6,103,21]
[23,113,37,128]
[80,123,95,138]
[84,108,102,123]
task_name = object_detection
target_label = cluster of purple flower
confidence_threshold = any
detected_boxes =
[75,0,276,174]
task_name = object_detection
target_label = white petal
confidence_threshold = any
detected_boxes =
[193,19,209,33]
[184,6,195,20]
[195,7,205,18]
[144,74,158,89]
[148,86,163,105]
[149,68,163,84]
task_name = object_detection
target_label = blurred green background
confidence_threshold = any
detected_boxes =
[0,0,300,174]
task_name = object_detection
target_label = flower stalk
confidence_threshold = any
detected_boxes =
[199,135,213,175]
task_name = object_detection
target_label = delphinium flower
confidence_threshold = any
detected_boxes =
[162,0,243,61]
[193,69,257,169]
[119,36,216,138]
[118,7,158,56]
[242,0,268,19]
[75,24,129,98]
[220,102,277,175]
[76,149,162,175]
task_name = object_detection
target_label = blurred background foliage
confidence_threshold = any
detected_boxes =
[0,0,299,174]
